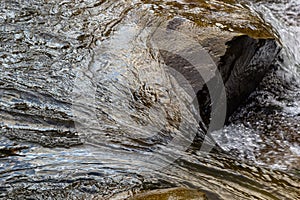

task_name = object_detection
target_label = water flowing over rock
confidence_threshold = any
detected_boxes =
[0,0,298,199]
[127,187,207,200]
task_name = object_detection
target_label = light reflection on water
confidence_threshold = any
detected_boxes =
[213,0,300,171]
[0,0,299,199]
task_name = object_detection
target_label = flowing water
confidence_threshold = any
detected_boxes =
[0,0,299,199]
[213,0,300,170]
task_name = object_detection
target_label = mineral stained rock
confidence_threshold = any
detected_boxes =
[128,187,207,200]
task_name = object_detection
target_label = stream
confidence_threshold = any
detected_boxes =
[0,0,299,199]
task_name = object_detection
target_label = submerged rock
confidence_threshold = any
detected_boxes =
[0,144,28,157]
[143,0,281,124]
[128,187,207,200]
[0,0,293,200]
[0,0,280,149]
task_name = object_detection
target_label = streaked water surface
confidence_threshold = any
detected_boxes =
[0,0,299,199]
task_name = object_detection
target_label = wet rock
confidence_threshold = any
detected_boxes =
[218,35,280,120]
[128,187,207,200]
[0,0,280,147]
[0,0,291,199]
[0,144,28,157]
[144,0,281,124]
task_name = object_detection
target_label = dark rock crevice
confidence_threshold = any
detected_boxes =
[219,35,280,120]
[156,16,281,127]
[192,35,280,125]
[158,38,280,128]
[158,17,281,126]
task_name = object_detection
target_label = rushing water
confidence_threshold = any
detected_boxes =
[0,0,299,199]
[213,0,300,170]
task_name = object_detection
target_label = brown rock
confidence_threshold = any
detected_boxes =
[129,187,207,200]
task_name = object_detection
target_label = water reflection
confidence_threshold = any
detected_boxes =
[214,0,300,171]
[0,0,299,199]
